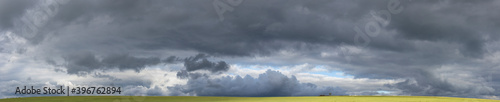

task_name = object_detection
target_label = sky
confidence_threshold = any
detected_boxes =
[0,0,500,100]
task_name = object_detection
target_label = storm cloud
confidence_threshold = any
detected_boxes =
[169,69,346,96]
[60,52,164,75]
[183,54,229,73]
[0,0,499,99]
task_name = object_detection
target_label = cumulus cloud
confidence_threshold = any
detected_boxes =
[176,70,209,79]
[183,54,229,73]
[169,69,347,96]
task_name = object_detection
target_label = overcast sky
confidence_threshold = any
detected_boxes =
[1,0,500,99]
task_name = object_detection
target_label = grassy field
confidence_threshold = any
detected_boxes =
[1,96,499,102]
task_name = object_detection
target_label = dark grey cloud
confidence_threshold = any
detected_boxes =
[184,54,229,73]
[57,52,228,79]
[5,0,499,57]
[101,54,161,72]
[12,0,364,56]
[388,0,499,58]
[62,52,102,75]
[176,70,209,79]
[1,0,499,99]
[384,70,465,96]
[163,56,179,63]
[325,1,500,98]
[0,0,37,29]
[176,53,230,80]
[60,52,165,75]
[176,70,189,79]
[169,69,347,96]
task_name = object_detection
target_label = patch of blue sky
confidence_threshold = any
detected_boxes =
[376,90,393,94]
[305,65,353,78]
[231,64,354,78]
[309,71,353,78]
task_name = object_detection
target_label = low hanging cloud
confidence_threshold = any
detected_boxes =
[176,70,208,79]
[384,70,495,97]
[177,53,230,79]
[183,54,230,73]
[55,52,229,76]
[169,69,347,96]
[58,52,167,75]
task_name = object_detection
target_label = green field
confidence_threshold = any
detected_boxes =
[1,96,499,102]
